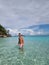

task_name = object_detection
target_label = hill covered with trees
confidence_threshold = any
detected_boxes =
[0,24,11,37]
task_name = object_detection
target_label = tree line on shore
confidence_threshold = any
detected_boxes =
[0,24,11,37]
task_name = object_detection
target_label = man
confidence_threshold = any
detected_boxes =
[18,33,24,49]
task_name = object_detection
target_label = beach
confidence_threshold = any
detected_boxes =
[0,36,49,65]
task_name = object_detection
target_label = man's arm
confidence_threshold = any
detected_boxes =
[18,38,20,44]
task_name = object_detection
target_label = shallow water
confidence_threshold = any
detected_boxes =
[0,36,49,65]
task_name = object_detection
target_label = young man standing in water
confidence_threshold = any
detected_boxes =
[18,33,24,49]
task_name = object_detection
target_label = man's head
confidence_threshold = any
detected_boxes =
[18,33,21,37]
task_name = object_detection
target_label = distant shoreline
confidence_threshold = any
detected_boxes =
[8,35,49,37]
[0,35,49,38]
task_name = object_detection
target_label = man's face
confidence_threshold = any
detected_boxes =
[19,33,21,37]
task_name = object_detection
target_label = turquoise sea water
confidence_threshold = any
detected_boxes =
[0,36,49,65]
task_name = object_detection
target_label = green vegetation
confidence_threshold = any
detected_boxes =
[0,24,11,37]
[0,24,7,35]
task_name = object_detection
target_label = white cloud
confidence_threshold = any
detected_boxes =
[6,28,49,36]
[0,0,49,29]
[37,30,49,35]
[6,28,19,36]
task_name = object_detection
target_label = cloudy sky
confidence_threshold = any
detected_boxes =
[0,0,49,29]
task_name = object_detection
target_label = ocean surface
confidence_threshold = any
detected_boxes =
[0,36,49,65]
